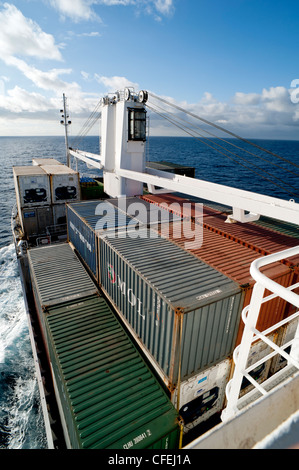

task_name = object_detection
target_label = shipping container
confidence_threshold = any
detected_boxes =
[66,200,134,281]
[27,242,181,449]
[28,243,97,340]
[20,205,53,237]
[28,243,97,308]
[41,165,80,204]
[141,193,221,220]
[32,158,63,166]
[108,196,182,225]
[98,228,243,391]
[173,358,232,432]
[253,216,299,240]
[52,203,67,226]
[13,165,51,209]
[45,294,181,449]
[141,194,299,269]
[152,220,295,346]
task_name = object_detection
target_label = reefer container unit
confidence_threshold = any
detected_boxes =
[13,165,51,208]
[41,165,80,204]
[45,294,181,449]
[174,358,232,432]
[66,200,134,281]
[152,220,295,346]
[98,228,243,392]
[141,193,221,220]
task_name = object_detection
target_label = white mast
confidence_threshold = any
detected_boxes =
[60,93,72,167]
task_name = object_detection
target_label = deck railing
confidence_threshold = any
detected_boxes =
[222,246,299,422]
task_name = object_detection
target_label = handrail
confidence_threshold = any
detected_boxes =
[221,245,299,422]
[250,246,299,308]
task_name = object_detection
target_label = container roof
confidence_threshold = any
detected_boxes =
[28,243,97,307]
[46,294,180,449]
[102,228,241,311]
[13,165,47,176]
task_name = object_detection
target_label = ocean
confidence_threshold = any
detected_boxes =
[0,135,299,449]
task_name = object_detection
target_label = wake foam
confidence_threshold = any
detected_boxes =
[0,244,47,449]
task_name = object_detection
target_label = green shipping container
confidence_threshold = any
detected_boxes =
[45,294,181,449]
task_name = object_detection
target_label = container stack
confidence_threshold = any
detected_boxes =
[13,160,80,240]
[140,192,299,385]
[66,197,245,431]
[41,164,80,226]
[28,243,181,449]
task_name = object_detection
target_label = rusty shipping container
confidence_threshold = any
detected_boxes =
[98,228,243,391]
[152,219,295,346]
[140,194,299,270]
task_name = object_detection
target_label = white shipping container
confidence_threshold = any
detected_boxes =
[41,165,80,204]
[172,359,232,432]
[13,166,51,209]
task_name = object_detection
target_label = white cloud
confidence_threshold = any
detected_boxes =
[49,0,101,22]
[0,3,62,60]
[48,0,174,22]
[154,0,173,15]
[94,75,139,91]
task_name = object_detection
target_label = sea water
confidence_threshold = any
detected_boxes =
[0,135,298,449]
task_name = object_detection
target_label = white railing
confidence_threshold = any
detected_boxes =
[222,246,299,422]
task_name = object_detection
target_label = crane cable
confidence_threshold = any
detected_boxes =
[146,102,299,199]
[148,91,299,170]
[70,99,102,149]
[147,99,299,179]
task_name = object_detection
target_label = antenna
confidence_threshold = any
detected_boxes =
[60,93,72,167]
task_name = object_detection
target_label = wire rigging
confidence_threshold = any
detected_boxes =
[146,101,299,199]
[70,99,102,149]
[148,92,299,171]
[148,100,299,179]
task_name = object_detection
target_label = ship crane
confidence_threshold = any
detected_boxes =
[68,88,299,226]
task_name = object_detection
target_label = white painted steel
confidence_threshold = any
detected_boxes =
[221,246,299,423]
[116,167,299,225]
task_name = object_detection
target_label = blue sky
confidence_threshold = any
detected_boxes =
[0,0,299,138]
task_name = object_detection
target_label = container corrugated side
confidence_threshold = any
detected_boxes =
[141,194,299,269]
[45,294,181,449]
[66,200,135,281]
[153,220,295,346]
[98,228,243,388]
[140,193,221,220]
